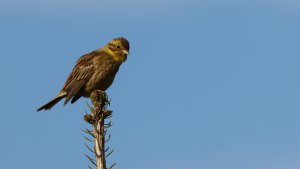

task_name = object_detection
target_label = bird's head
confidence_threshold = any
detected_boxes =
[106,37,130,63]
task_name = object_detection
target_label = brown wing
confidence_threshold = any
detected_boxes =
[61,52,96,105]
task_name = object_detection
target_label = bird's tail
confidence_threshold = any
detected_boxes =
[37,91,67,111]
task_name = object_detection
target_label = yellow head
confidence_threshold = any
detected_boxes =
[106,37,130,63]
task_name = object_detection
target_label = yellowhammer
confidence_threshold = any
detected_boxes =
[37,37,130,111]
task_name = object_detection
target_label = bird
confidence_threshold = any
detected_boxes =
[37,37,130,111]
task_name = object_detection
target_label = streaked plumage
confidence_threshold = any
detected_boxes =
[37,37,130,111]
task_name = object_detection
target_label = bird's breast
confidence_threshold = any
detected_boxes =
[84,60,120,95]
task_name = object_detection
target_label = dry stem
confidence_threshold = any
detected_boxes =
[84,90,112,169]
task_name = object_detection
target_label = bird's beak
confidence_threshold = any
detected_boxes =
[122,49,130,55]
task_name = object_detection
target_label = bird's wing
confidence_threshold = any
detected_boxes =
[62,52,96,104]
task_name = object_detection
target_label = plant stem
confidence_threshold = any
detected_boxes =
[94,115,106,169]
[84,90,112,169]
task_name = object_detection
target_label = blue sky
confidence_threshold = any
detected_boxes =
[0,0,300,169]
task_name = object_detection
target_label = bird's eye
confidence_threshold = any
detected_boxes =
[116,45,121,49]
